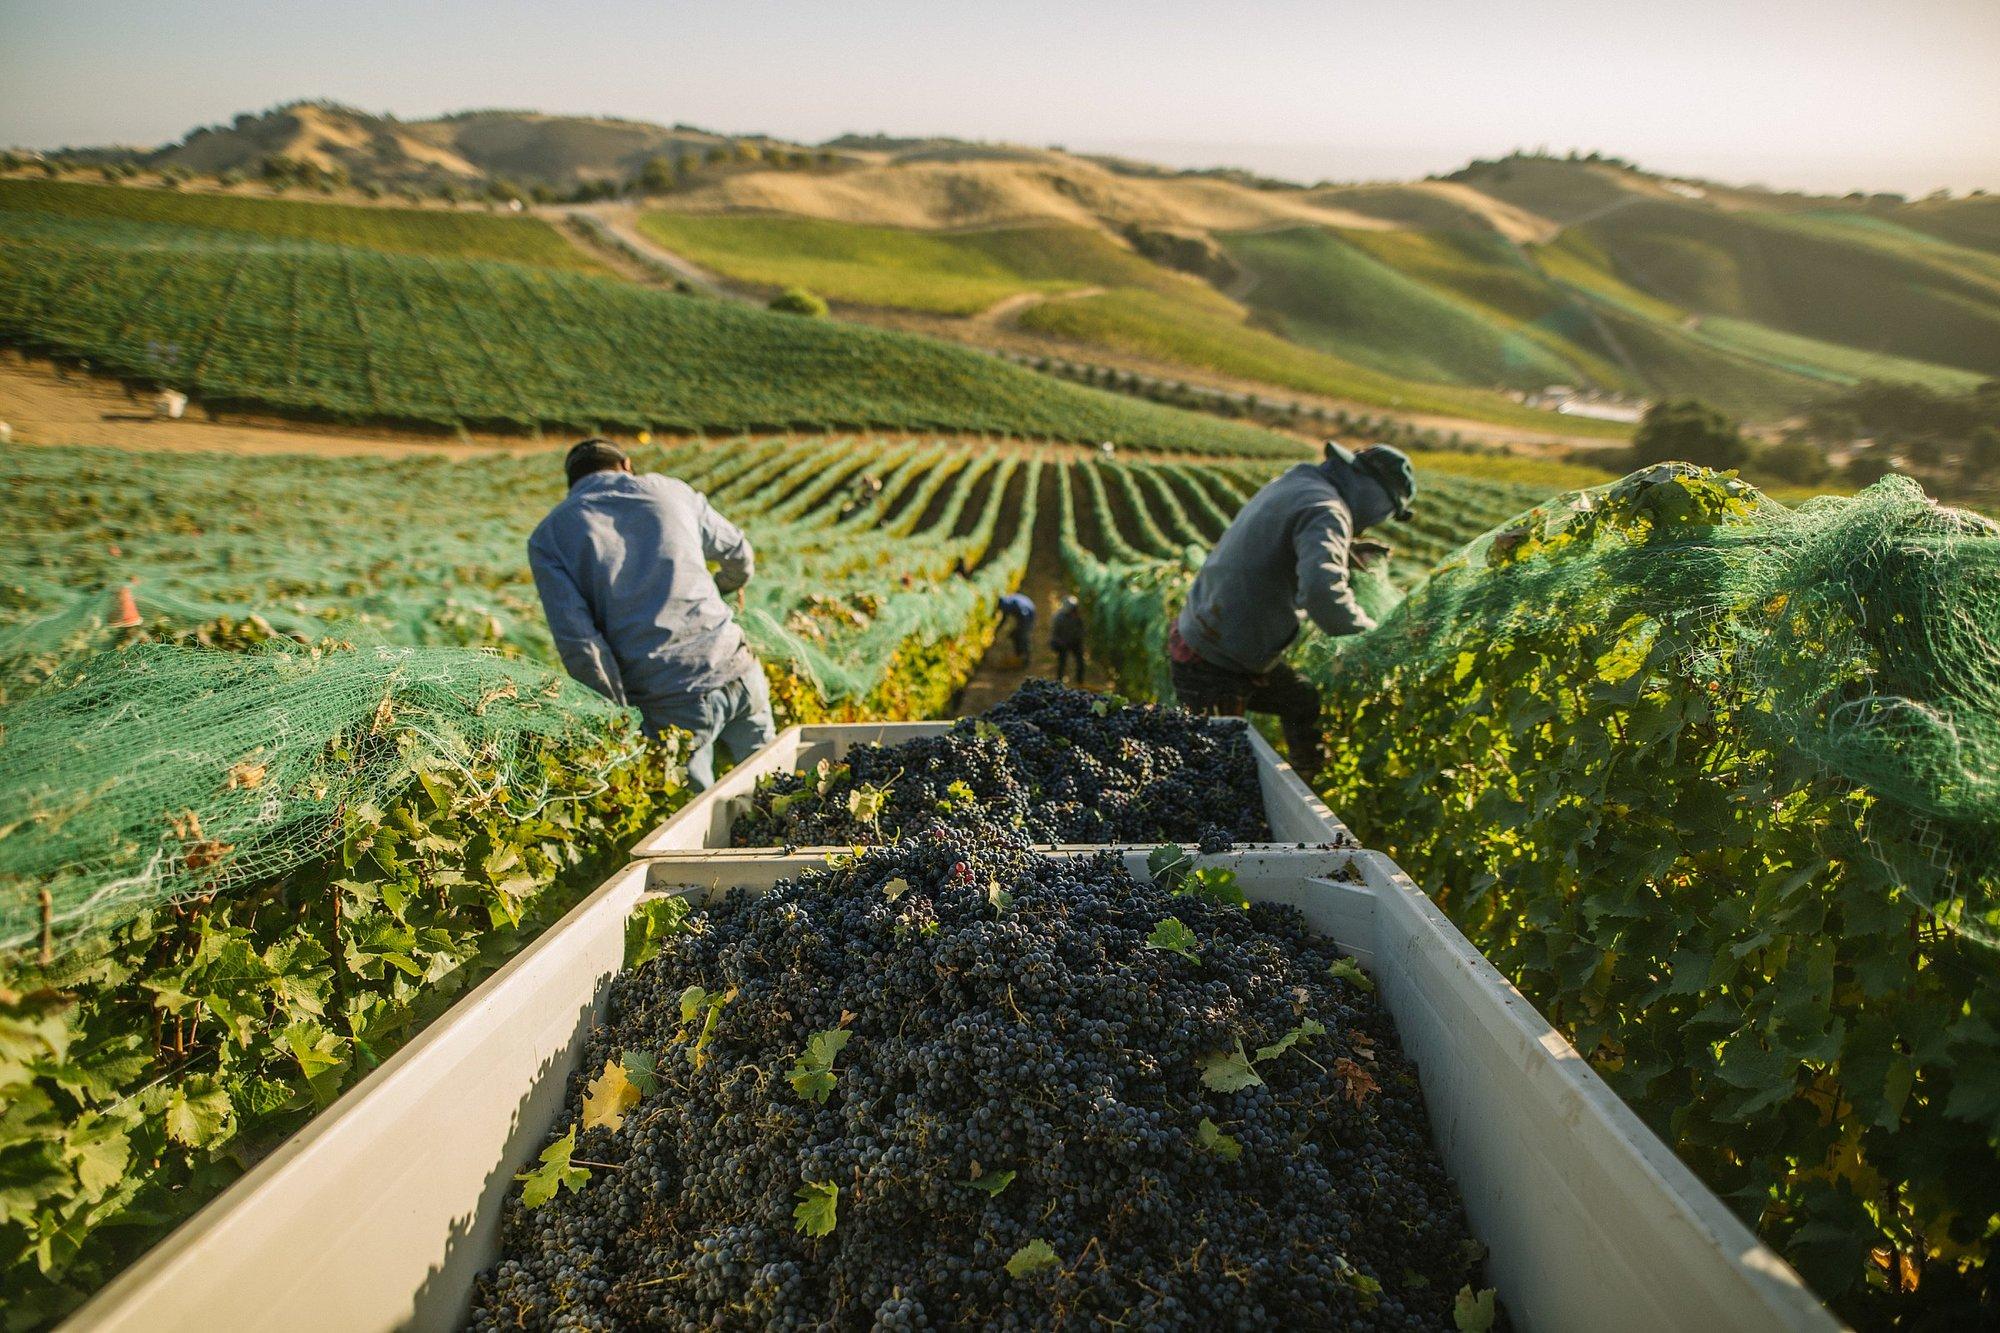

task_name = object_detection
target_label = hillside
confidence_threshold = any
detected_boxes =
[0,182,1296,455]
[148,102,842,190]
[21,105,2000,428]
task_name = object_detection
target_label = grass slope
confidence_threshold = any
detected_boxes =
[1576,200,2000,377]
[635,213,1199,314]
[0,209,1296,456]
[0,178,604,272]
[1015,286,1628,436]
[1224,226,1597,389]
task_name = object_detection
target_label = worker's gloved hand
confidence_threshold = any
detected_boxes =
[1351,539,1394,571]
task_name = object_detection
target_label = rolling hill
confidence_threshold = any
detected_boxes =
[17,104,2000,428]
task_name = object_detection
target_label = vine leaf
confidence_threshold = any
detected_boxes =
[1196,1116,1242,1161]
[1145,917,1200,963]
[1454,1285,1498,1332]
[1005,1238,1060,1277]
[1148,843,1193,889]
[1327,957,1375,993]
[962,1167,1017,1195]
[1334,1057,1381,1106]
[163,1077,232,1148]
[625,895,693,968]
[620,1049,662,1097]
[678,985,735,1069]
[1255,1017,1326,1064]
[517,1127,590,1208]
[1334,1254,1383,1308]
[846,784,888,823]
[583,1059,641,1131]
[1198,1039,1264,1092]
[793,1179,839,1237]
[987,881,1015,916]
[1181,866,1250,910]
[882,876,911,903]
[788,1028,853,1104]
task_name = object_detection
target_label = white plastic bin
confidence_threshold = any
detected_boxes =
[635,721,1351,852]
[64,848,1834,1333]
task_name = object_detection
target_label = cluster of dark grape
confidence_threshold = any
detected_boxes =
[731,680,1274,849]
[466,835,1492,1331]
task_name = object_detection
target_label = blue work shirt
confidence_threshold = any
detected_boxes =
[998,592,1036,621]
[527,470,757,710]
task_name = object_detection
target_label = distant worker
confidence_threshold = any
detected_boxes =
[1050,594,1086,685]
[1167,441,1415,781]
[997,591,1037,666]
[529,438,775,789]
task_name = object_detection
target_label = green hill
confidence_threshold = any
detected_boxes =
[635,214,1193,315]
[1573,200,2000,377]
[1224,226,1601,389]
[0,177,604,271]
[0,202,1295,456]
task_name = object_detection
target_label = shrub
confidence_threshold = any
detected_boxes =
[768,286,829,318]
[1631,398,1749,471]
[1750,436,1831,485]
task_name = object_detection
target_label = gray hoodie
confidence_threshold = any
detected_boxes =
[528,470,756,709]
[1174,457,1396,674]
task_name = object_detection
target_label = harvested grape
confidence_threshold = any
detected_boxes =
[731,680,1276,848]
[466,837,1493,1331]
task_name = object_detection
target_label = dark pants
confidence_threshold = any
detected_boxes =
[1009,618,1032,662]
[1053,643,1084,684]
[1168,646,1324,781]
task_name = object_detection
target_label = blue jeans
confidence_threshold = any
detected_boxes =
[639,668,776,790]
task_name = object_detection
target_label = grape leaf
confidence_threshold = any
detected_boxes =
[973,720,1003,743]
[935,779,978,814]
[1181,866,1250,910]
[768,790,802,819]
[882,876,911,903]
[1255,1017,1326,1064]
[583,1059,641,1131]
[1454,1285,1497,1332]
[1327,957,1375,993]
[793,1179,839,1237]
[1145,917,1200,962]
[1147,843,1193,889]
[625,895,693,968]
[1333,1254,1383,1308]
[812,759,849,794]
[1005,1238,1060,1277]
[517,1127,590,1208]
[163,1076,232,1147]
[620,1049,661,1097]
[1199,1039,1264,1092]
[962,1167,1017,1195]
[1196,1116,1242,1161]
[846,784,889,823]
[1334,1056,1381,1105]
[678,985,735,1069]
[988,880,1015,915]
[788,1028,853,1104]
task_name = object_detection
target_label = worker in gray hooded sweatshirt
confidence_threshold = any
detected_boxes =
[529,438,776,789]
[1168,442,1415,781]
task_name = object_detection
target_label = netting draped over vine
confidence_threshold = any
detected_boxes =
[1298,467,2000,918]
[0,644,651,953]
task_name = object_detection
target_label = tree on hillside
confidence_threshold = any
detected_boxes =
[1631,399,1749,471]
[636,154,679,194]
[1750,437,1829,486]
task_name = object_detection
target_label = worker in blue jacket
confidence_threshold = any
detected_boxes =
[997,591,1037,666]
[1169,442,1415,780]
[528,439,775,789]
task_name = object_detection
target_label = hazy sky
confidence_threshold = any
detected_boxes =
[4,0,1997,195]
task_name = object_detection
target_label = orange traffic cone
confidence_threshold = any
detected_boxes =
[110,584,142,629]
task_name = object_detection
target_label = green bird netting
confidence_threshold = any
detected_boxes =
[0,643,652,954]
